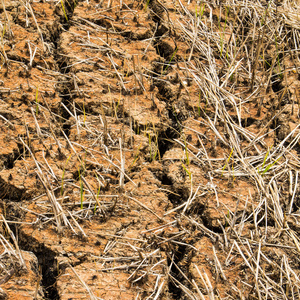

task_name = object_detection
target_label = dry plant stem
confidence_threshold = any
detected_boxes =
[124,194,163,222]
[99,100,108,145]
[0,114,14,128]
[68,264,98,300]
[212,246,226,281]
[19,138,71,232]
[192,279,206,300]
[152,278,165,300]
[182,215,219,240]
[67,211,87,237]
[0,0,13,40]
[1,215,26,269]
[141,220,177,234]
[21,0,45,52]
[85,157,137,187]
[168,274,195,300]
[289,171,298,214]
[80,175,105,214]
[31,107,42,136]
[107,53,126,92]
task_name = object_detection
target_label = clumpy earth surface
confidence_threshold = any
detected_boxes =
[0,0,300,299]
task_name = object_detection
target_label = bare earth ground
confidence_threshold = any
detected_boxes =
[0,0,300,299]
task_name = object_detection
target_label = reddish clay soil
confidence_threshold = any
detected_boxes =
[0,0,300,299]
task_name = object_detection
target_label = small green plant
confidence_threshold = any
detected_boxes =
[61,0,68,21]
[260,1,271,26]
[224,210,231,228]
[195,2,205,19]
[148,132,158,161]
[260,159,280,175]
[258,147,281,175]
[147,123,160,162]
[182,163,191,181]
[144,0,151,12]
[130,143,142,169]
[218,6,229,57]
[1,23,5,37]
[258,147,271,174]
[163,47,178,75]
[222,148,234,176]
[182,134,190,166]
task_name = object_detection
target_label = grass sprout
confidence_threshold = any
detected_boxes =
[61,0,68,21]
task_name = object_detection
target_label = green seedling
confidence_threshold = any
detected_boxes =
[219,6,229,57]
[163,47,178,75]
[182,163,191,181]
[144,0,151,12]
[143,124,155,161]
[0,25,7,64]
[261,158,280,175]
[130,143,142,168]
[61,153,72,196]
[260,1,271,26]
[182,134,190,166]
[143,123,148,138]
[195,2,205,19]
[258,146,281,175]
[1,23,5,38]
[258,147,271,174]
[72,0,78,10]
[61,0,68,21]
[222,148,234,176]
[149,132,157,161]
[224,210,231,228]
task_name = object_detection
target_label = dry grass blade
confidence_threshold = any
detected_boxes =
[68,264,99,300]
[124,194,163,222]
[1,215,26,270]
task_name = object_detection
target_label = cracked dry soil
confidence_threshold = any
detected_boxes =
[1,0,300,299]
